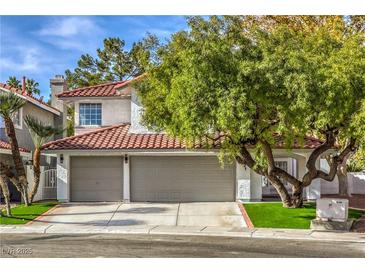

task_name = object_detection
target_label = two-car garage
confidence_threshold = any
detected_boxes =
[70,155,235,202]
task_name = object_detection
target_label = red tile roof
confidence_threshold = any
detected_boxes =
[0,83,61,115]
[57,75,145,99]
[42,124,324,151]
[0,140,30,153]
[57,81,127,98]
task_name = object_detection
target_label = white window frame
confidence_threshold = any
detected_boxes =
[78,102,102,127]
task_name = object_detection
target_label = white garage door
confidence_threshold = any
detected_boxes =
[70,156,123,202]
[130,156,235,202]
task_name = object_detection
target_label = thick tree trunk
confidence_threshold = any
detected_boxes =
[29,148,41,203]
[337,152,352,197]
[4,117,29,206]
[21,176,30,206]
[0,175,12,216]
[267,175,292,207]
[337,164,349,196]
[292,184,304,208]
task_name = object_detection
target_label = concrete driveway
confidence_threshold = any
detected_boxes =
[29,202,247,232]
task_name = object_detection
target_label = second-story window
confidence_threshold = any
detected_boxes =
[79,103,102,126]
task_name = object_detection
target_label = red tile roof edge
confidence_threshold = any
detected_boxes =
[42,124,124,149]
[0,140,30,153]
[57,81,126,98]
[0,83,61,115]
[114,74,146,89]
[56,74,146,98]
[42,123,325,151]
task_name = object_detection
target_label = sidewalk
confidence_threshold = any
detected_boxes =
[1,224,364,243]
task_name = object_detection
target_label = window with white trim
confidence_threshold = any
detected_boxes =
[79,103,102,126]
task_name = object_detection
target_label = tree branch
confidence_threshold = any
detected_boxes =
[260,140,301,187]
[316,138,356,181]
[236,144,265,176]
[302,131,336,185]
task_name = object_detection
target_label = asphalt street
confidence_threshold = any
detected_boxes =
[1,233,365,258]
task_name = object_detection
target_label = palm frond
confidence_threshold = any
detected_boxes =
[24,115,64,148]
[0,92,26,118]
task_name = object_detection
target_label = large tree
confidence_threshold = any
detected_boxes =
[137,16,365,208]
[0,92,30,207]
[244,16,365,197]
[24,115,63,203]
[65,34,159,89]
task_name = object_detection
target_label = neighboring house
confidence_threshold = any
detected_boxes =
[43,76,327,203]
[0,76,66,201]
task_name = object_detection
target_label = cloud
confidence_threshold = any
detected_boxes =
[0,47,42,72]
[36,17,103,52]
[37,17,98,37]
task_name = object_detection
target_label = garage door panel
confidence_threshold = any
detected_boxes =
[131,156,234,202]
[71,190,120,202]
[71,168,123,181]
[71,156,123,202]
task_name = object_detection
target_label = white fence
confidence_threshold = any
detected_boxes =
[26,166,57,201]
[349,172,365,194]
[321,172,365,195]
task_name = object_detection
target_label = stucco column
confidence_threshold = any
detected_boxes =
[57,154,70,202]
[123,154,130,202]
[236,162,263,201]
[236,162,251,201]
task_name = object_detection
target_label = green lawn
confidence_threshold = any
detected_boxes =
[243,202,365,229]
[0,202,58,225]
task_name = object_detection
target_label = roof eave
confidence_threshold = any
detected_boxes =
[0,87,61,116]
[42,147,318,154]
[57,95,131,101]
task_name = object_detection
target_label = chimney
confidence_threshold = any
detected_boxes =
[50,75,67,138]
[50,75,67,108]
[22,76,26,94]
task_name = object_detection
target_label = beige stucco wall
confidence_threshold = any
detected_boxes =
[74,98,131,135]
[130,88,152,133]
[0,101,54,151]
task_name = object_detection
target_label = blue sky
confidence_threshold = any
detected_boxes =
[0,16,188,98]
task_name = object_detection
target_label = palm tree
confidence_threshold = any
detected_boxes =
[6,76,21,89]
[24,115,63,202]
[25,79,41,96]
[0,174,12,216]
[6,76,41,96]
[0,92,30,206]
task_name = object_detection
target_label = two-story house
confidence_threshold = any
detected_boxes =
[42,76,326,203]
[0,76,66,201]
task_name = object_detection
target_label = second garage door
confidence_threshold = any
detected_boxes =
[130,156,235,202]
[70,156,123,202]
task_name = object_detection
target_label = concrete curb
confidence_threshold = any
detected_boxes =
[1,224,364,243]
[26,204,60,226]
[238,203,254,229]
